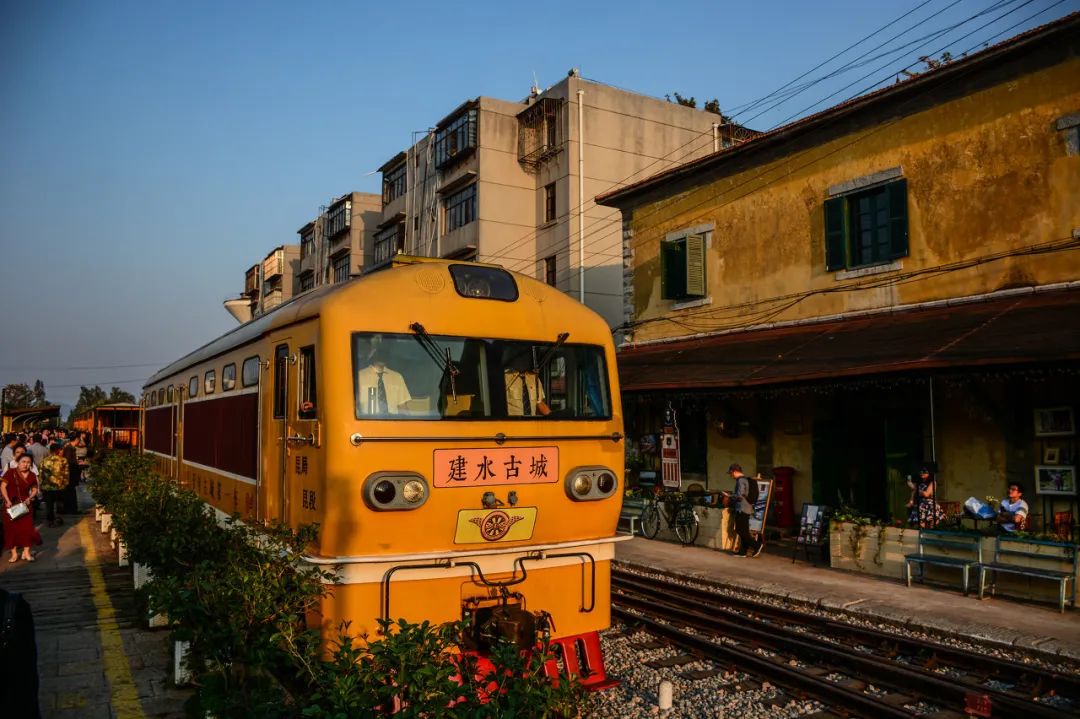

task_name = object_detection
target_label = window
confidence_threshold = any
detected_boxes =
[273,345,288,418]
[325,201,352,238]
[383,163,407,204]
[373,223,406,265]
[204,370,216,395]
[825,179,908,271]
[298,272,314,292]
[166,386,174,403]
[222,364,237,391]
[242,356,260,387]
[298,346,317,419]
[660,232,707,301]
[435,109,478,168]
[332,253,351,283]
[545,255,557,286]
[299,226,315,259]
[543,183,556,223]
[352,332,610,420]
[444,184,477,233]
[188,376,199,398]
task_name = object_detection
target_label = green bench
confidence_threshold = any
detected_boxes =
[905,530,983,595]
[619,497,645,536]
[978,535,1078,613]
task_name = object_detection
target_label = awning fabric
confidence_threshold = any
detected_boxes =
[618,288,1080,392]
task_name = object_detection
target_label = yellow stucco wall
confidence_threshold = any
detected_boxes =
[625,54,1080,343]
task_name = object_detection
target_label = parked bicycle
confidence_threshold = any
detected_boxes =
[639,489,700,546]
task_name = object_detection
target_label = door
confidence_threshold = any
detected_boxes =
[885,413,924,522]
[262,338,291,524]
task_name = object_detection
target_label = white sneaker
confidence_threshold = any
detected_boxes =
[752,543,764,558]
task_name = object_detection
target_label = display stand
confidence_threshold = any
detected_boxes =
[793,503,830,564]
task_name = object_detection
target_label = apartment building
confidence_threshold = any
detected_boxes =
[372,71,754,329]
[223,245,302,323]
[296,192,382,291]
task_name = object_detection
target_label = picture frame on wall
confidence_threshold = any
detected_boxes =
[1034,407,1075,437]
[1035,465,1076,496]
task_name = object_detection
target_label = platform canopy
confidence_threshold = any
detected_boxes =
[618,287,1080,392]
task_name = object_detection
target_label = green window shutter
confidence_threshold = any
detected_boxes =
[660,240,686,300]
[824,196,847,271]
[887,179,909,259]
[685,233,706,298]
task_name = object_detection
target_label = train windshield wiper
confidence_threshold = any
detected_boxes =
[409,322,460,400]
[533,332,569,374]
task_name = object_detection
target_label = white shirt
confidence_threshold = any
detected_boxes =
[357,364,412,415]
[1000,497,1029,532]
[504,371,546,416]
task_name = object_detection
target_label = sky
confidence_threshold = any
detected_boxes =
[1,0,1075,410]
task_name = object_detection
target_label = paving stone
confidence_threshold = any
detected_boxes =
[51,703,112,719]
[57,659,103,677]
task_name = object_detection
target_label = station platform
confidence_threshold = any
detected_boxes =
[616,536,1080,661]
[0,489,190,718]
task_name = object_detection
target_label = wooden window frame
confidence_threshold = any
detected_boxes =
[825,178,908,272]
[298,345,317,420]
[660,230,708,301]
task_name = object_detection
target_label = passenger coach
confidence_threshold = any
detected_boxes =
[141,258,624,686]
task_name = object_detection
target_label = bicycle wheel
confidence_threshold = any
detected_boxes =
[640,504,661,539]
[674,506,700,546]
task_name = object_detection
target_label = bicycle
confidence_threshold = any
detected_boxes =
[639,489,700,546]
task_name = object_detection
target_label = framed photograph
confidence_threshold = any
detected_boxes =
[1035,465,1076,496]
[1044,447,1061,464]
[1035,407,1075,437]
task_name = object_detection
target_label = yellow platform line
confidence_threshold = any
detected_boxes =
[79,519,147,719]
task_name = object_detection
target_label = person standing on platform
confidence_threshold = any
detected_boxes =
[2,454,42,562]
[0,587,42,719]
[61,438,81,515]
[38,444,69,528]
[907,467,946,528]
[27,434,48,471]
[724,463,763,558]
[0,434,17,473]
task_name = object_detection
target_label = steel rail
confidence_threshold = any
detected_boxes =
[611,605,915,719]
[614,575,1075,719]
[613,568,1080,698]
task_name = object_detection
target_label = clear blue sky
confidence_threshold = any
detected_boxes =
[1,0,1074,409]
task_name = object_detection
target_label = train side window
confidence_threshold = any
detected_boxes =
[242,355,260,387]
[298,345,317,419]
[273,345,288,418]
[189,376,199,398]
[167,386,174,403]
[158,388,165,405]
[222,363,237,391]
[204,370,216,395]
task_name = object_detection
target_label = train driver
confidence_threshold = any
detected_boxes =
[504,354,550,417]
[357,347,412,416]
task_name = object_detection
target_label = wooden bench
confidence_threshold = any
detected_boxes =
[905,530,983,595]
[977,535,1078,613]
[619,497,645,536]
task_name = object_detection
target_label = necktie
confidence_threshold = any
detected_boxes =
[377,372,389,414]
[522,378,531,416]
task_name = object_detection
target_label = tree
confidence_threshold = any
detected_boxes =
[666,92,696,108]
[67,385,109,425]
[2,383,37,409]
[32,380,47,407]
[108,387,136,404]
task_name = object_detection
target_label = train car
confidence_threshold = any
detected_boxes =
[141,258,624,686]
[73,403,141,450]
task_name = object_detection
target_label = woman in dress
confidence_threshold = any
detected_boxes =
[2,453,42,562]
[907,467,946,528]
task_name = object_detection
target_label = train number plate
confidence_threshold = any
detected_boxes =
[433,447,558,488]
[454,508,538,544]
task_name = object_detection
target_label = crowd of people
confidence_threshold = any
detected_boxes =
[0,429,90,563]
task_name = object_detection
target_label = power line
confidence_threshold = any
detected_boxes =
[0,362,166,371]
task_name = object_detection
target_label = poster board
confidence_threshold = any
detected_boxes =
[795,504,829,546]
[748,479,773,535]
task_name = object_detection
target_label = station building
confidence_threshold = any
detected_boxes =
[597,15,1080,534]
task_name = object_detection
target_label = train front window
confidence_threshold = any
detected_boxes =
[351,332,610,420]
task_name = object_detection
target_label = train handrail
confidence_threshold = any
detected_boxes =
[351,432,623,446]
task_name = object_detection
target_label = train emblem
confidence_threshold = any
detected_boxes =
[469,510,525,541]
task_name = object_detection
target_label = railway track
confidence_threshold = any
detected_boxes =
[611,568,1079,718]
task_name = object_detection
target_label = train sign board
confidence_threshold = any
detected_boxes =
[433,447,559,487]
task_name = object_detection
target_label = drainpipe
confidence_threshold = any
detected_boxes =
[577,88,585,303]
[713,123,720,152]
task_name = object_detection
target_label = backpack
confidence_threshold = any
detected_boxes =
[744,477,760,505]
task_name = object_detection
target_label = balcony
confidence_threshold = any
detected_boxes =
[435,108,478,170]
[244,265,260,298]
[518,97,563,171]
[263,250,284,280]
[372,222,405,267]
[325,200,352,240]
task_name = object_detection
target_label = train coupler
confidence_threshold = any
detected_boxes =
[543,630,619,691]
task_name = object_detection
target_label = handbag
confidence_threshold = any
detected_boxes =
[6,502,28,520]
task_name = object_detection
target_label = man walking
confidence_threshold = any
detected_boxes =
[27,434,48,470]
[61,438,81,515]
[725,463,763,558]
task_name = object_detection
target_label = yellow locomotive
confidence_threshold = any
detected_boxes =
[141,258,624,686]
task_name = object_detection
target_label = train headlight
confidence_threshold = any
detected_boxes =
[364,473,430,511]
[565,466,619,501]
[402,479,426,504]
